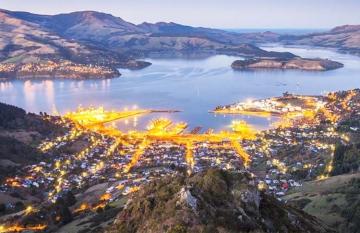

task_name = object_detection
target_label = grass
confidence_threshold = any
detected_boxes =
[284,173,360,233]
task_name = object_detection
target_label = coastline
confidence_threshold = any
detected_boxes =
[0,60,152,80]
[231,57,344,71]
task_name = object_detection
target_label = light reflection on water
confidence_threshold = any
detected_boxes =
[1,46,360,131]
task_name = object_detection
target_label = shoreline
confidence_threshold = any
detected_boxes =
[0,45,349,81]
[0,60,152,80]
[231,57,344,71]
[0,74,121,81]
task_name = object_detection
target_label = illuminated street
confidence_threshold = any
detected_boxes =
[0,89,359,231]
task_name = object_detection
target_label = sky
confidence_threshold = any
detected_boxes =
[0,0,359,29]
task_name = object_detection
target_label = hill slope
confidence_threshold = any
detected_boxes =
[0,102,64,181]
[0,9,150,79]
[284,173,360,233]
[0,9,297,61]
[2,8,355,78]
[0,9,136,66]
[106,169,333,233]
[278,25,360,55]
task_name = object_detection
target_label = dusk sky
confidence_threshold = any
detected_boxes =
[0,0,359,29]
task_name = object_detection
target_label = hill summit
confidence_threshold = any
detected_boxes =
[106,169,333,233]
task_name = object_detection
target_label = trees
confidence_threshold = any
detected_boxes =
[0,203,6,213]
[0,102,26,129]
[63,191,77,207]
[332,143,360,176]
[51,197,73,224]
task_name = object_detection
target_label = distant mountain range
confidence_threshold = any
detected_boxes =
[0,8,359,78]
[0,9,296,60]
[279,25,360,55]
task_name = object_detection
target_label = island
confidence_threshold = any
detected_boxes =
[122,60,152,70]
[231,57,344,71]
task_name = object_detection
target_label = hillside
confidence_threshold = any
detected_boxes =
[278,25,360,55]
[5,9,359,79]
[9,10,291,57]
[0,9,297,67]
[0,9,149,79]
[0,102,64,181]
[0,9,90,63]
[106,169,333,233]
[1,8,359,79]
[284,173,360,233]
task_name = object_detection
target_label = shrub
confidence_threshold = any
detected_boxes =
[168,224,187,233]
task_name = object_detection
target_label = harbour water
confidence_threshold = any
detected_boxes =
[1,46,360,131]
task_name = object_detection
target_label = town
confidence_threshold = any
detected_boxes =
[0,89,359,232]
[219,90,359,197]
[0,61,120,80]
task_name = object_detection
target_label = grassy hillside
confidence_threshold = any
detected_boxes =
[0,102,64,180]
[284,173,360,233]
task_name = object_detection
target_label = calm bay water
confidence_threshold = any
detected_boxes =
[1,46,360,131]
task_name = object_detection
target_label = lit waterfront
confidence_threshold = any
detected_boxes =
[1,87,359,231]
[1,46,360,131]
[1,46,360,231]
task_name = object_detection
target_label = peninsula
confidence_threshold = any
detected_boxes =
[0,9,298,79]
[0,61,121,80]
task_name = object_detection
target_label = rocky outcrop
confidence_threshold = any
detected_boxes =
[106,169,334,233]
[177,187,197,211]
[232,58,344,71]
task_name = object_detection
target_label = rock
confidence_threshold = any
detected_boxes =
[176,187,197,211]
[105,169,335,233]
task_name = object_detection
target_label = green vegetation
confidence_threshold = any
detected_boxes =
[0,102,64,135]
[168,225,187,233]
[332,143,360,175]
[0,102,64,180]
[332,118,360,176]
[0,102,26,129]
[0,135,45,181]
[285,173,360,233]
